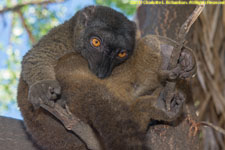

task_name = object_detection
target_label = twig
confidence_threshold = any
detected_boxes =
[40,103,102,150]
[199,121,225,135]
[17,10,36,44]
[178,4,205,41]
[0,0,66,14]
[165,4,205,110]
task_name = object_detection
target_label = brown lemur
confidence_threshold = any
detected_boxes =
[20,5,136,110]
[18,6,196,150]
[18,26,196,150]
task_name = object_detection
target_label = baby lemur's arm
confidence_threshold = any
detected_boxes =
[130,35,196,130]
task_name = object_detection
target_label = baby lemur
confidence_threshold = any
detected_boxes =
[18,32,196,150]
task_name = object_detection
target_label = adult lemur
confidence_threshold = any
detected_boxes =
[18,5,196,150]
[21,5,136,109]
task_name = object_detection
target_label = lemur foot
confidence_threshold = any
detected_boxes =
[167,91,185,118]
[169,48,196,80]
[158,89,186,121]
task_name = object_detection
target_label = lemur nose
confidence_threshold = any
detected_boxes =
[96,72,107,79]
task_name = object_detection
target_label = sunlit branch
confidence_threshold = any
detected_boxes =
[17,10,36,44]
[0,0,66,14]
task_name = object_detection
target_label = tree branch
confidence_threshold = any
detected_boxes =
[199,121,225,136]
[17,10,36,44]
[165,4,205,110]
[0,0,66,14]
[0,116,39,150]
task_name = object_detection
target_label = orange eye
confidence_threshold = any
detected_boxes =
[91,38,101,47]
[118,51,127,58]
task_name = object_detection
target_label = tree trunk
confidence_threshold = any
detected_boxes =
[137,4,225,150]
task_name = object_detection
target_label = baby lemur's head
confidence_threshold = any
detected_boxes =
[73,5,136,78]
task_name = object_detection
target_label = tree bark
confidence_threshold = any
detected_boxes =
[0,116,39,150]
[137,4,225,150]
[137,4,201,150]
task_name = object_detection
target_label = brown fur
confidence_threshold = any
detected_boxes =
[21,14,76,86]
[17,77,87,150]
[18,35,188,150]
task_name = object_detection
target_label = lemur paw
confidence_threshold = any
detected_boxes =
[178,49,196,79]
[28,80,61,109]
[165,91,186,120]
[168,48,196,80]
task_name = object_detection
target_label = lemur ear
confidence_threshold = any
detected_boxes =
[79,6,96,26]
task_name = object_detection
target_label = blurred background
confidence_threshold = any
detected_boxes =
[0,0,225,149]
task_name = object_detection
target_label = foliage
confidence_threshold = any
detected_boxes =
[0,0,64,114]
[95,0,138,16]
[20,5,62,42]
[0,48,20,112]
